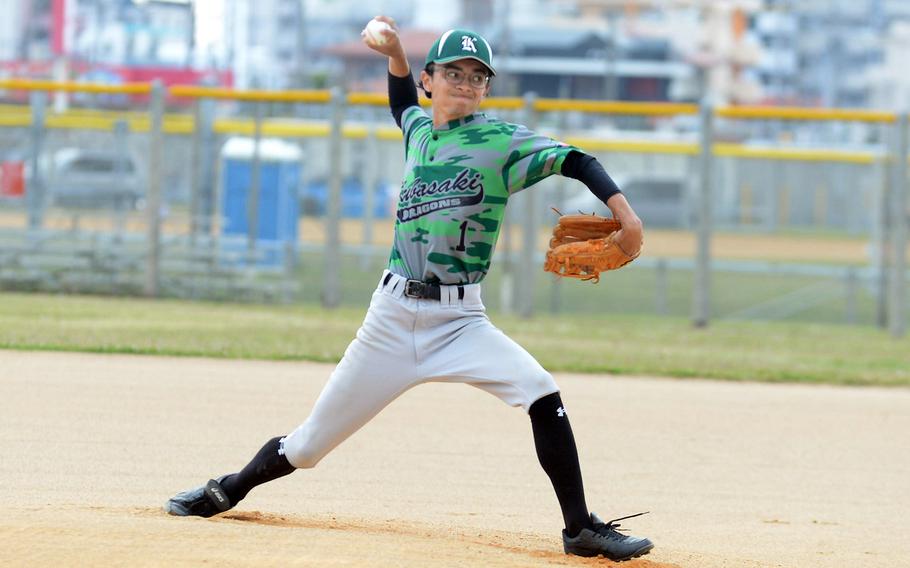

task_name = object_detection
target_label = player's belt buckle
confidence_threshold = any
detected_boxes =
[404,280,428,299]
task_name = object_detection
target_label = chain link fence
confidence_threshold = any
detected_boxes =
[0,80,906,335]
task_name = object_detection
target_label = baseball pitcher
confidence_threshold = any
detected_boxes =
[164,17,650,561]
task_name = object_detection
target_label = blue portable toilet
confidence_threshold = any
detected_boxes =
[300,178,394,218]
[220,137,301,266]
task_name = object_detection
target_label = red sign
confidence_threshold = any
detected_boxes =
[52,0,66,56]
[0,161,25,197]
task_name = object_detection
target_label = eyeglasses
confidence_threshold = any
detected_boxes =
[436,66,490,89]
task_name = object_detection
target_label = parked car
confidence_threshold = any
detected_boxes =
[39,148,144,210]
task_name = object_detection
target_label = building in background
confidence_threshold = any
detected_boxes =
[559,0,764,104]
[0,0,39,61]
[224,0,421,89]
[60,0,196,68]
[754,0,910,108]
[3,0,910,109]
[0,0,229,91]
[869,20,910,110]
[751,0,799,105]
[324,0,761,103]
[224,0,304,89]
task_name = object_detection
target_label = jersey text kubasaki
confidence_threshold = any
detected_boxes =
[390,107,577,284]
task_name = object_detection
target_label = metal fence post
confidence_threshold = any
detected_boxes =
[145,80,164,297]
[361,120,379,270]
[656,258,669,316]
[323,87,344,308]
[113,119,130,238]
[889,111,908,337]
[518,92,539,318]
[191,97,216,243]
[549,108,569,315]
[845,266,858,325]
[693,99,714,328]
[27,90,47,232]
[499,208,514,313]
[872,155,889,328]
[247,101,264,263]
[190,98,203,244]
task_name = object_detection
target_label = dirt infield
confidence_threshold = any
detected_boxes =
[1,350,907,567]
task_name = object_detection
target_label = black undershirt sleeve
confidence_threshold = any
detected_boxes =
[389,71,419,129]
[560,150,622,206]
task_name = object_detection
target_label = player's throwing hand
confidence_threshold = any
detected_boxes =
[361,16,402,57]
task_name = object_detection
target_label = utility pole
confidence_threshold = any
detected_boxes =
[496,0,513,97]
[604,11,618,101]
[297,0,307,87]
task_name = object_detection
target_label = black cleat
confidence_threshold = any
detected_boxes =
[562,512,654,561]
[164,475,233,518]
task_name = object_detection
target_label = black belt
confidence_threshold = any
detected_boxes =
[383,273,465,300]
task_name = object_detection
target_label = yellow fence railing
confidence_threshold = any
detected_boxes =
[170,85,332,103]
[716,106,896,124]
[0,78,898,121]
[535,99,699,116]
[0,79,899,165]
[0,79,897,119]
[0,79,152,95]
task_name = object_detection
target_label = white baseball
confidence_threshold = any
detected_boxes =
[363,19,392,46]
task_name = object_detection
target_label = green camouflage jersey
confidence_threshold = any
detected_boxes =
[390,106,577,284]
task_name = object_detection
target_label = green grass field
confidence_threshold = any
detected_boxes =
[294,252,886,325]
[1,291,907,387]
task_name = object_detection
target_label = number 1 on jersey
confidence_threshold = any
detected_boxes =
[455,220,468,252]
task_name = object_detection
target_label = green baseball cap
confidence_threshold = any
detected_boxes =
[425,29,496,76]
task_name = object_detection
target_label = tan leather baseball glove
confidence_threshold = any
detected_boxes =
[543,212,641,282]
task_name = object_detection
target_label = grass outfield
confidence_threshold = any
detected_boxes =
[1,291,907,387]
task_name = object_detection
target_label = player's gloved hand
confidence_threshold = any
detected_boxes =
[542,209,643,283]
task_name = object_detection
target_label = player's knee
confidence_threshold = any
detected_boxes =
[286,448,322,469]
[526,373,559,409]
[283,443,323,469]
[281,428,326,469]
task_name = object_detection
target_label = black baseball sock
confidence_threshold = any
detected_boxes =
[218,436,296,504]
[529,392,591,538]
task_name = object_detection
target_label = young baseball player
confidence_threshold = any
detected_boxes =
[165,18,651,561]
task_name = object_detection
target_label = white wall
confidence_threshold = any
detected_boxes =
[0,0,26,61]
[869,21,910,110]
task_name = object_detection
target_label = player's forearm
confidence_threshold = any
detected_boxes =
[388,52,410,78]
[606,194,641,227]
[388,70,418,128]
[562,151,642,251]
[606,193,643,256]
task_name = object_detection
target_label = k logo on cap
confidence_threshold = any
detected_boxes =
[425,28,496,76]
